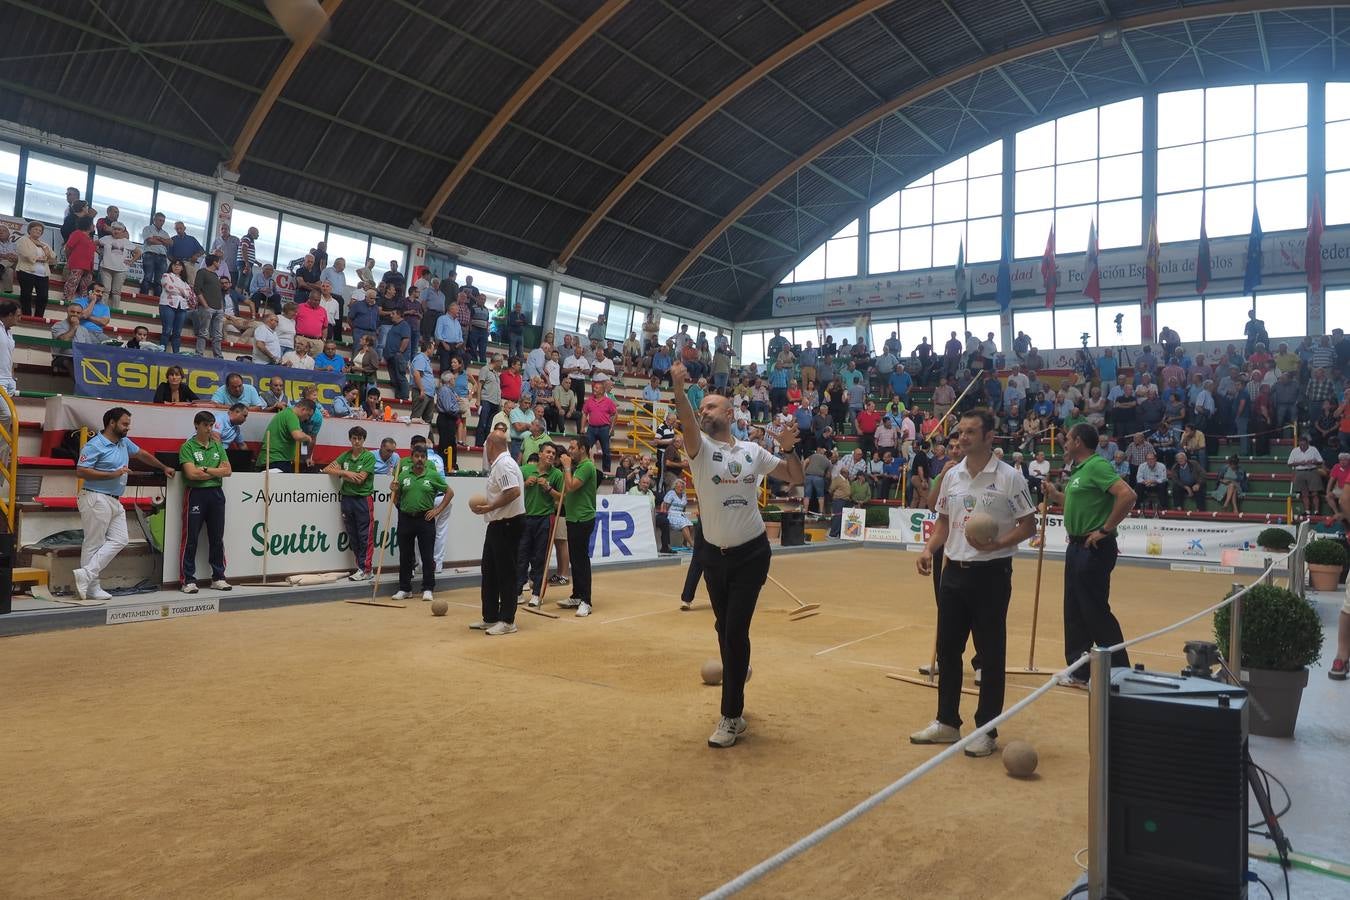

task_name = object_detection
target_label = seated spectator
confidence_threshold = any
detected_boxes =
[124,324,160,351]
[211,372,265,409]
[350,334,379,381]
[73,282,112,336]
[1135,451,1169,512]
[1111,450,1130,481]
[260,375,289,411]
[362,388,388,421]
[219,275,256,342]
[314,340,346,373]
[1169,451,1207,510]
[282,338,316,370]
[153,365,199,404]
[1026,450,1050,499]
[276,301,298,356]
[51,307,99,373]
[1213,454,1247,513]
[249,263,280,315]
[331,382,361,418]
[252,312,282,366]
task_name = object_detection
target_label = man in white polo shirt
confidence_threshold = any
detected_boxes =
[671,359,803,749]
[912,408,1037,758]
[469,432,526,636]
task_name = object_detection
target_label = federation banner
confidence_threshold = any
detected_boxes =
[885,507,1277,565]
[163,473,658,582]
[73,343,347,406]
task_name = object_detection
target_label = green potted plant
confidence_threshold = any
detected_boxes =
[1214,583,1324,737]
[1304,537,1347,591]
[1256,527,1295,554]
[761,504,782,540]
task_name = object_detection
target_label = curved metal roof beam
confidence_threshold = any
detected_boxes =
[225,0,345,173]
[418,0,631,228]
[555,0,894,267]
[657,0,1324,299]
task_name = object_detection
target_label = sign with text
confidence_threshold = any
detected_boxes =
[163,473,658,583]
[73,343,347,406]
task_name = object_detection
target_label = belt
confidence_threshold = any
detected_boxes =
[945,557,1011,569]
[704,532,770,555]
[1067,533,1116,544]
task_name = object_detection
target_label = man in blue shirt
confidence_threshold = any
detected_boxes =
[73,406,176,602]
[1097,348,1118,384]
[434,307,464,374]
[348,288,381,349]
[888,364,913,405]
[314,340,346,373]
[383,309,412,400]
[373,438,400,475]
[169,221,204,280]
[210,373,266,409]
[201,403,250,449]
[74,283,112,336]
[768,361,791,412]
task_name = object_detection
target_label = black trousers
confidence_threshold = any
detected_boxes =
[181,486,226,583]
[566,518,595,604]
[516,515,554,596]
[936,558,1012,735]
[680,523,705,604]
[17,270,49,317]
[655,512,671,552]
[435,411,458,458]
[481,515,524,624]
[473,399,499,449]
[397,509,436,592]
[699,531,772,718]
[931,545,981,671]
[1063,537,1129,677]
[340,494,375,572]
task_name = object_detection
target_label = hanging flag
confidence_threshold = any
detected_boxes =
[1306,194,1324,296]
[1195,199,1211,296]
[1242,207,1264,296]
[1082,219,1101,304]
[1041,222,1057,308]
[1143,212,1160,341]
[996,233,1012,312]
[953,239,969,313]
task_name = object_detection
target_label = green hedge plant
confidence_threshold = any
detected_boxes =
[1256,527,1295,551]
[1214,583,1324,671]
[1303,537,1349,567]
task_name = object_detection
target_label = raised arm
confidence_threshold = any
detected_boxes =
[669,361,702,459]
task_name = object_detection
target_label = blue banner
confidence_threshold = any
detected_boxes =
[72,343,347,405]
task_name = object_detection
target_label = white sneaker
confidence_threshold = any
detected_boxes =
[1057,674,1089,690]
[909,720,961,745]
[72,567,91,601]
[422,590,433,602]
[556,597,581,609]
[708,716,748,748]
[918,661,939,675]
[964,732,997,757]
[88,586,113,602]
[469,620,492,630]
[528,595,541,608]
[486,621,518,636]
[973,668,982,686]
[181,582,199,594]
[576,602,591,617]
[348,570,369,582]
[392,591,410,601]
[680,600,692,611]
[211,580,232,591]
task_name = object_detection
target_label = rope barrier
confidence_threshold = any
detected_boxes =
[701,544,1300,899]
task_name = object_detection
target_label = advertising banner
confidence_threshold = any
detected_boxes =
[840,507,867,541]
[72,343,346,406]
[885,507,1277,565]
[162,473,658,583]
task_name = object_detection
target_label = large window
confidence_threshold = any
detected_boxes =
[511,276,547,327]
[781,220,859,283]
[1156,83,1307,240]
[277,213,327,271]
[153,183,211,246]
[368,237,408,285]
[0,141,18,216]
[456,263,508,299]
[91,167,154,240]
[1015,99,1142,257]
[1152,291,1304,344]
[555,288,606,336]
[1014,302,1142,349]
[1327,287,1350,334]
[231,202,280,268]
[22,151,87,224]
[1326,83,1350,225]
[868,141,1003,275]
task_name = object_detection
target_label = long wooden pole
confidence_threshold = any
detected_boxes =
[1008,502,1049,674]
[535,478,568,606]
[371,487,398,600]
[261,431,270,585]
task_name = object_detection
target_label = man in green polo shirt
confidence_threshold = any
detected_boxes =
[179,409,233,593]
[323,426,377,580]
[558,434,598,617]
[520,415,549,467]
[518,442,564,607]
[392,444,453,601]
[258,399,315,472]
[1042,422,1137,687]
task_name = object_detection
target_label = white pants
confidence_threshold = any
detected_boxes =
[433,495,451,569]
[78,490,128,581]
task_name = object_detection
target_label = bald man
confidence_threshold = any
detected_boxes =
[470,432,526,635]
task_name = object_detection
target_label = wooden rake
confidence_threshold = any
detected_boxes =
[518,481,564,620]
[766,573,820,621]
[1006,502,1049,675]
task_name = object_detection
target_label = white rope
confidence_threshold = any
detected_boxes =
[702,541,1303,900]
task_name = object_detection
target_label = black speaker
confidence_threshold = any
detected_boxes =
[1107,667,1248,900]
[0,531,13,615]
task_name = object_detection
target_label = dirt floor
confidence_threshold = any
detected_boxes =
[0,548,1239,899]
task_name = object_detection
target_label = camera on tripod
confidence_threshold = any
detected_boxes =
[1114,312,1124,335]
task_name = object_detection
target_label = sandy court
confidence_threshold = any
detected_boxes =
[0,548,1238,899]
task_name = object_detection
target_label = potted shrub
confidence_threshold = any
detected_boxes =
[1214,584,1324,737]
[762,504,782,541]
[1256,527,1295,554]
[1304,537,1347,591]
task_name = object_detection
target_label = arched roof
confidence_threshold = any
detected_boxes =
[3,0,1343,319]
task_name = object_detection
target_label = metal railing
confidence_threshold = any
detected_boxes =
[0,387,17,531]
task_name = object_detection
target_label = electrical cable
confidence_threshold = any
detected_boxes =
[1254,874,1275,900]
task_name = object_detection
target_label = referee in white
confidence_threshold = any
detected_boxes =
[671,359,803,748]
[912,408,1036,757]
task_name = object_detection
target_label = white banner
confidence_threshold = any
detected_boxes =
[163,473,658,583]
[840,507,867,541]
[884,507,1281,565]
[107,596,220,626]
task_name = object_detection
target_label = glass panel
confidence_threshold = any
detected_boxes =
[869,191,900,232]
[1325,288,1350,335]
[898,226,932,271]
[869,321,896,354]
[1098,198,1142,249]
[1328,169,1350,226]
[1254,291,1306,339]
[1205,84,1254,140]
[793,243,827,282]
[740,331,766,365]
[1014,210,1053,259]
[967,140,1002,177]
[966,216,1002,263]
[1206,184,1254,238]
[1054,305,1098,349]
[1328,83,1350,123]
[276,214,326,271]
[1099,98,1143,156]
[556,289,581,333]
[22,152,89,223]
[1098,303,1141,346]
[456,263,508,298]
[1056,107,1097,163]
[1155,299,1203,344]
[1158,89,1205,148]
[154,183,211,246]
[230,202,279,267]
[897,319,933,356]
[1327,120,1350,172]
[606,300,631,341]
[932,156,967,184]
[91,167,154,240]
[825,236,857,279]
[577,294,605,338]
[932,180,966,223]
[1015,167,1054,212]
[1015,309,1054,351]
[1255,176,1307,233]
[1055,204,1095,255]
[900,184,933,227]
[1204,135,1253,187]
[931,221,965,268]
[1156,144,1204,194]
[0,141,17,216]
[930,316,966,350]
[1156,190,1202,243]
[1056,159,1097,207]
[868,230,899,275]
[324,227,369,296]
[964,314,1000,349]
[512,276,547,326]
[832,218,859,238]
[967,173,1002,218]
[1203,295,1252,342]
[658,315,678,342]
[1256,82,1306,132]
[1098,153,1142,202]
[1255,127,1305,179]
[368,237,408,286]
[1016,120,1056,170]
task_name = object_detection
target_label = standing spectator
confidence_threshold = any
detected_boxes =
[169,221,205,283]
[473,354,505,449]
[159,259,194,353]
[318,281,342,344]
[419,275,444,342]
[292,253,322,305]
[382,308,412,400]
[349,287,380,349]
[62,219,97,303]
[507,301,528,359]
[211,224,239,279]
[320,257,349,303]
[192,253,226,357]
[468,293,491,363]
[16,222,57,317]
[139,212,172,297]
[379,259,406,299]
[235,227,259,283]
[582,379,619,472]
[94,205,121,239]
[294,290,328,343]
[435,368,465,459]
[179,410,233,593]
[0,225,16,296]
[434,302,464,374]
[73,407,176,602]
[97,224,139,298]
